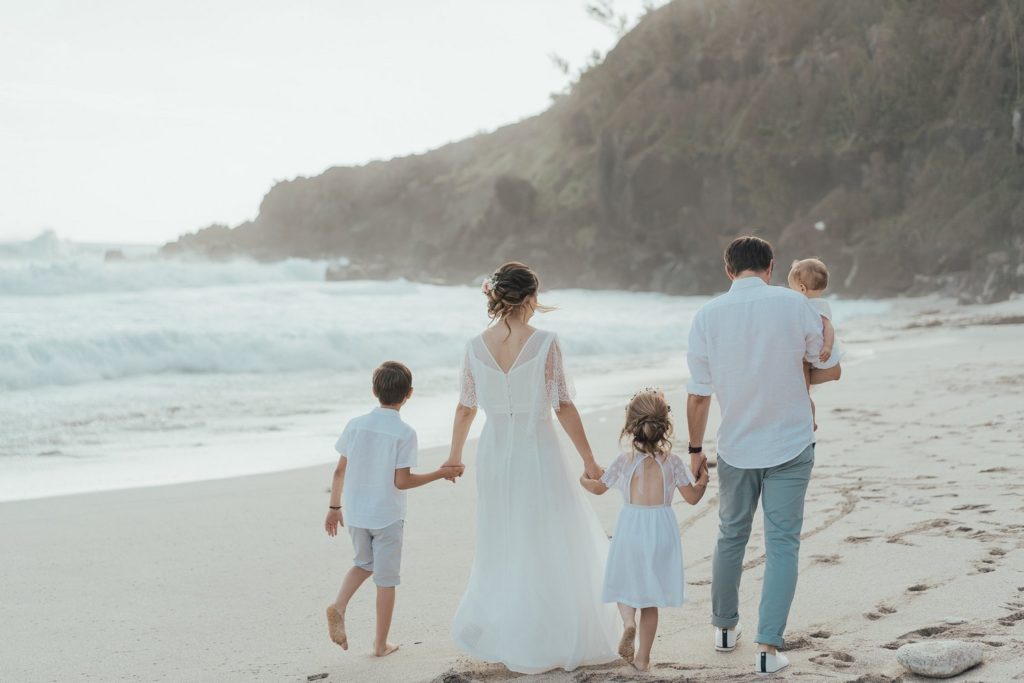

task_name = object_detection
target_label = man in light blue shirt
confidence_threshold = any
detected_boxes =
[685,236,841,675]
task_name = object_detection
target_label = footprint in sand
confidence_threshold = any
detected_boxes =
[864,604,897,620]
[811,554,841,565]
[907,583,931,593]
[998,610,1024,626]
[882,624,953,649]
[809,651,855,669]
[844,535,876,544]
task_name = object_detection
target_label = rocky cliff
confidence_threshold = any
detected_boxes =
[163,0,1024,302]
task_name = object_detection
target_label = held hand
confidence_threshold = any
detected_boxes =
[583,460,604,481]
[324,509,343,537]
[695,465,710,489]
[689,451,707,481]
[819,346,832,362]
[440,465,465,482]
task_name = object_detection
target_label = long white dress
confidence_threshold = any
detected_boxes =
[452,329,620,674]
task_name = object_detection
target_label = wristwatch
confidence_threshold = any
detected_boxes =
[688,444,703,454]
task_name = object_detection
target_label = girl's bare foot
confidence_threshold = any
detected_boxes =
[618,624,636,663]
[326,605,348,650]
[632,657,650,672]
[374,642,400,657]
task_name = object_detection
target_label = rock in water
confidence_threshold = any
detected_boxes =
[896,640,983,678]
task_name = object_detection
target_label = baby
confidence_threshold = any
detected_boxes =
[788,258,844,428]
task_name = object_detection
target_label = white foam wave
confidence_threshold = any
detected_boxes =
[0,256,333,296]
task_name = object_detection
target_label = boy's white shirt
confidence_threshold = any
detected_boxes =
[335,407,418,529]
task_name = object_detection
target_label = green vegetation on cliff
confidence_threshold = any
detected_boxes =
[164,0,1024,301]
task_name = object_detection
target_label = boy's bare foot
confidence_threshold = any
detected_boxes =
[374,642,400,657]
[618,624,636,663]
[326,605,347,650]
[632,657,650,672]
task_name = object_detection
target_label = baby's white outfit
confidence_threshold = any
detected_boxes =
[810,298,845,361]
[599,451,695,608]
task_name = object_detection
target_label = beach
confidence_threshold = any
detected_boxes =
[2,295,1023,682]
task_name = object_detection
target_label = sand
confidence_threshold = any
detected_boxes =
[2,296,1023,682]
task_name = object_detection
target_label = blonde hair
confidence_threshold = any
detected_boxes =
[788,258,829,291]
[621,389,673,458]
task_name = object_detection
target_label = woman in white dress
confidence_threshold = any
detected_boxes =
[443,262,620,674]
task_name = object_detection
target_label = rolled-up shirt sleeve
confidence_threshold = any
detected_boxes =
[802,299,840,370]
[686,311,713,396]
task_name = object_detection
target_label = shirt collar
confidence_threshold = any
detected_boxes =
[729,276,769,291]
[372,406,400,417]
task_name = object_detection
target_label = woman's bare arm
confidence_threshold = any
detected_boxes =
[444,403,477,467]
[556,401,603,479]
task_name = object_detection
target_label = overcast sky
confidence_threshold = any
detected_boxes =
[1,0,656,244]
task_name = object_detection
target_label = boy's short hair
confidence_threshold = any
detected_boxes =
[788,258,830,291]
[724,236,774,275]
[373,361,413,405]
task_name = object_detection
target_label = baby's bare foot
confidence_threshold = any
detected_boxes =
[618,624,636,663]
[326,605,348,650]
[374,642,399,657]
[632,657,650,672]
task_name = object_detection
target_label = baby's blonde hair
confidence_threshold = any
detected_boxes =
[621,389,672,458]
[788,258,829,291]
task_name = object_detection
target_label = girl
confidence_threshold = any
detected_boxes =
[580,388,709,671]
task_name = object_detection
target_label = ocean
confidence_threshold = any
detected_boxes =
[0,232,890,501]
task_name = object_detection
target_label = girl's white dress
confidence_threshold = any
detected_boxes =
[452,329,619,674]
[599,451,696,608]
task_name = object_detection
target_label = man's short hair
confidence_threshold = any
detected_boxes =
[373,361,413,405]
[724,236,774,275]
[788,258,830,291]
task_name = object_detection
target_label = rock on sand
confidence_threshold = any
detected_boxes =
[896,640,983,678]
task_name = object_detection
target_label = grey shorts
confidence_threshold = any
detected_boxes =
[349,519,404,587]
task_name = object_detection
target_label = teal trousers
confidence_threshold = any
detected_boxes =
[710,443,814,648]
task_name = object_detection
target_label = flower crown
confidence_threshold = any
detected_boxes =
[628,386,671,413]
[481,274,498,294]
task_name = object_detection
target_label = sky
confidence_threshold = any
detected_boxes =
[0,0,656,245]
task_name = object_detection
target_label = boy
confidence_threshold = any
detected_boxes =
[788,258,844,429]
[324,361,463,657]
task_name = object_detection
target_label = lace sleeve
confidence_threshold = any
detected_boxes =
[458,345,477,408]
[600,453,627,489]
[544,335,576,411]
[670,454,696,487]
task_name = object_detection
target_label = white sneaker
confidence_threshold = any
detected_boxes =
[756,650,790,675]
[713,623,742,651]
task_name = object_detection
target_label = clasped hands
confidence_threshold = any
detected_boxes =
[440,461,466,483]
[578,452,712,484]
